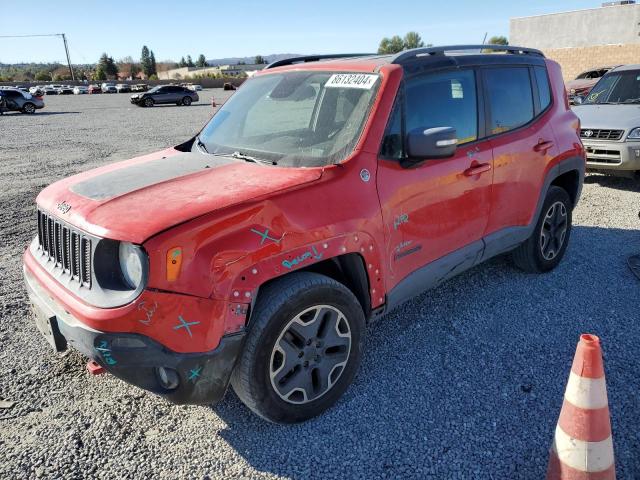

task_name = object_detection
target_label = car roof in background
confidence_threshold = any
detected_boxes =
[608,64,640,73]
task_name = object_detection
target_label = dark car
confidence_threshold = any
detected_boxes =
[130,85,199,107]
[0,88,45,114]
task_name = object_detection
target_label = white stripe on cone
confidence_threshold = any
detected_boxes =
[564,372,608,410]
[552,425,614,473]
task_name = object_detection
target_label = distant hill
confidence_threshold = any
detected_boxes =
[206,53,303,66]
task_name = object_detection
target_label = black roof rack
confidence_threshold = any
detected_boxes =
[265,53,376,69]
[391,45,545,64]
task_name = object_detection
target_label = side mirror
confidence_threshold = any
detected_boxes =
[573,95,584,105]
[406,126,458,160]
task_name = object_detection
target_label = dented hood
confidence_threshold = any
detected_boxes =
[37,148,323,243]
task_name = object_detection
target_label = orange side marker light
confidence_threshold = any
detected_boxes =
[167,247,183,281]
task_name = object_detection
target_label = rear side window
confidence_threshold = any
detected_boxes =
[405,69,477,144]
[534,66,552,111]
[484,67,534,135]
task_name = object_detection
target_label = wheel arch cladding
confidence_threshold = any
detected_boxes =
[256,253,372,321]
[550,169,580,208]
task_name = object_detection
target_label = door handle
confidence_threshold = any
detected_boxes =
[533,139,554,153]
[463,163,492,176]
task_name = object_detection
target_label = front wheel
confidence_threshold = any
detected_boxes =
[512,185,572,273]
[231,272,365,424]
[143,97,154,107]
[182,96,192,106]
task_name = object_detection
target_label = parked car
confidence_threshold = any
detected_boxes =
[101,83,117,93]
[116,83,131,93]
[57,85,74,95]
[223,82,236,90]
[0,88,44,114]
[73,86,88,95]
[130,85,198,107]
[573,64,640,176]
[131,84,149,92]
[188,84,203,91]
[29,86,45,96]
[88,84,102,94]
[23,46,584,423]
[43,86,58,95]
[566,66,618,104]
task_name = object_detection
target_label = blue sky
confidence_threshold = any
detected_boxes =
[0,0,601,64]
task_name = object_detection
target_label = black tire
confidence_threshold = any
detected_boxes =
[22,103,36,114]
[182,96,192,106]
[512,186,572,273]
[143,97,154,107]
[231,271,365,424]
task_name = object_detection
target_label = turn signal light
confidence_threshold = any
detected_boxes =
[166,247,183,281]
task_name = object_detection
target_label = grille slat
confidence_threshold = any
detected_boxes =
[580,129,624,141]
[37,210,92,288]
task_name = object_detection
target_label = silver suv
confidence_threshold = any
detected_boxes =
[0,88,45,114]
[574,64,640,176]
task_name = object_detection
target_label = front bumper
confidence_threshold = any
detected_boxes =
[582,139,640,172]
[24,264,246,405]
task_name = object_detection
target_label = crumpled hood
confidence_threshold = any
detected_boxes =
[573,104,640,132]
[36,148,323,243]
[566,79,597,92]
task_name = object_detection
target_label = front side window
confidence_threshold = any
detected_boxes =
[404,70,478,145]
[484,67,534,135]
[197,71,379,167]
[584,70,640,104]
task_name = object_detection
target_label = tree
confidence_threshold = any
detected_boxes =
[179,56,187,67]
[378,35,405,54]
[403,32,425,50]
[149,50,157,76]
[196,54,207,68]
[98,53,118,78]
[186,55,194,67]
[487,36,508,46]
[35,71,51,81]
[141,45,153,77]
[94,65,106,80]
[254,55,267,65]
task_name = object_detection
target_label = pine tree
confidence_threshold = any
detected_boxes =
[141,45,151,77]
[149,50,157,76]
[196,54,207,68]
[186,55,194,67]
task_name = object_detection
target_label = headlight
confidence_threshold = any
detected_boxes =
[119,242,146,289]
[628,127,640,139]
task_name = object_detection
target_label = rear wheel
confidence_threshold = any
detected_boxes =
[22,103,36,114]
[231,272,365,423]
[182,96,192,106]
[512,186,572,273]
[143,97,154,107]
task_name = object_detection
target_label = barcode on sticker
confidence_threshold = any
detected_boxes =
[325,74,378,89]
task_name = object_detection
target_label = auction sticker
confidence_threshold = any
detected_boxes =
[325,73,378,89]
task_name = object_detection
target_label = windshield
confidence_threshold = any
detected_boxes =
[147,86,162,93]
[584,70,640,104]
[195,71,380,167]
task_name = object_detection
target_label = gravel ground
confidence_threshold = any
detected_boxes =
[1,92,639,479]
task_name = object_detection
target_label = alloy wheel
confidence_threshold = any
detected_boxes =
[540,201,568,260]
[269,305,351,404]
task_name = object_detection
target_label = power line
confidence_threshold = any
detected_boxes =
[0,33,75,80]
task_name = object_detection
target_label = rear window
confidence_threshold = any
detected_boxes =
[534,66,552,111]
[484,67,534,135]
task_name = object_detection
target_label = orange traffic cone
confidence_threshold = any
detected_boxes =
[546,334,615,479]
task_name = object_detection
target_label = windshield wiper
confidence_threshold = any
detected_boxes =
[622,98,640,104]
[195,135,209,153]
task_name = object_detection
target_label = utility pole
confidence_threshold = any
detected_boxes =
[60,33,75,81]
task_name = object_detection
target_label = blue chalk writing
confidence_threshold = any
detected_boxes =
[188,366,202,383]
[173,315,200,338]
[251,227,280,246]
[96,340,117,365]
[282,246,323,270]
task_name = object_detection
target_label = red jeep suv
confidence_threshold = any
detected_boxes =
[23,46,584,423]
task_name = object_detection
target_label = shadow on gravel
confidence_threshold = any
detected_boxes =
[210,225,640,479]
[584,173,640,193]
